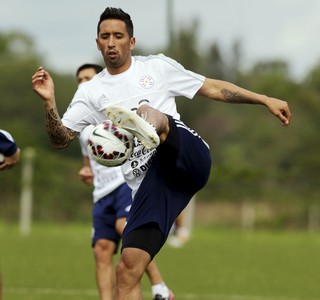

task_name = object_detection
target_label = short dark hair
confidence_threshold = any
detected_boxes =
[76,64,103,77]
[97,7,134,38]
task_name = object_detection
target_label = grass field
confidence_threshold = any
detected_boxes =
[1,222,320,300]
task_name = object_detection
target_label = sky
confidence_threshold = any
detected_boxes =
[1,0,320,80]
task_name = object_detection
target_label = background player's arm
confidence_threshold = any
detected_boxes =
[197,78,291,127]
[0,131,20,171]
[32,67,78,149]
[79,156,94,185]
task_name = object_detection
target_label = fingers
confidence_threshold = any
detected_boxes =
[267,98,291,127]
[78,166,94,185]
[79,175,94,185]
[31,67,55,101]
[32,66,51,85]
[278,104,291,127]
[32,67,46,81]
[0,160,15,171]
[276,110,289,126]
[282,110,291,127]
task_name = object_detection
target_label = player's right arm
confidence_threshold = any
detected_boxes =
[32,67,78,149]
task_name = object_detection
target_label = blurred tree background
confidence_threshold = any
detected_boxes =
[0,25,319,229]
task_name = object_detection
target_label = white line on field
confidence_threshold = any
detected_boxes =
[5,287,316,300]
[5,287,98,296]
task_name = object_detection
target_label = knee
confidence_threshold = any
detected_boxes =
[116,257,136,283]
[116,252,137,274]
[93,239,115,262]
[137,105,169,143]
[116,250,147,283]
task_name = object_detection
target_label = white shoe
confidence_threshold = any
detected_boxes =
[106,105,160,149]
[153,290,175,300]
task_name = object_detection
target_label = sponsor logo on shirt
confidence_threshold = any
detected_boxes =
[128,140,157,178]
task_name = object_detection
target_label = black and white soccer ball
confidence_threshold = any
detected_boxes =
[88,120,134,167]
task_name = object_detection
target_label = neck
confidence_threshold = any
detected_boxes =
[106,56,132,75]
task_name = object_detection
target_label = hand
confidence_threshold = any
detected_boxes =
[31,66,55,102]
[0,148,20,171]
[265,97,291,126]
[78,166,94,185]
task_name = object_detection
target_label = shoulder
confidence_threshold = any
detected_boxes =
[74,73,105,100]
[134,54,185,73]
[0,130,15,143]
[0,129,18,155]
[134,53,176,64]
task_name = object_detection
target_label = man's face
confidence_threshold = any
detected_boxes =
[96,19,135,75]
[77,68,97,85]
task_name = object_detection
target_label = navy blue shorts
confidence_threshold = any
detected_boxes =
[92,183,132,253]
[122,116,211,258]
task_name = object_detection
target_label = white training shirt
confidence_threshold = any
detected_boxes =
[79,125,125,203]
[62,54,205,197]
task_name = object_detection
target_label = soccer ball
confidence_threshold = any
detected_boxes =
[87,120,134,167]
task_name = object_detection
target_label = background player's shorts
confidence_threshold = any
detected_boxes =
[92,183,132,252]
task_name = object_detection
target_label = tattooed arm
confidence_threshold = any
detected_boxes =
[45,107,78,149]
[197,78,291,126]
[32,66,78,149]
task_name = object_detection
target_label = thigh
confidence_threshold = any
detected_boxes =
[92,195,119,248]
[161,117,212,192]
[122,222,164,259]
[113,183,132,219]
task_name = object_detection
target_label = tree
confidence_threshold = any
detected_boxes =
[0,31,91,222]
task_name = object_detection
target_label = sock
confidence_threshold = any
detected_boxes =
[176,227,190,240]
[152,282,169,298]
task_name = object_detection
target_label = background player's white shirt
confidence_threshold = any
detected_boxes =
[79,125,125,203]
[62,54,205,197]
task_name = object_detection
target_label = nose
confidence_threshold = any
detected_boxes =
[108,36,115,48]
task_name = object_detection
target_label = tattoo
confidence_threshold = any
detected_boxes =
[222,89,249,103]
[45,108,77,148]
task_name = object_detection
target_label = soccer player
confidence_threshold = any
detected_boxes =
[77,64,173,300]
[32,7,291,299]
[0,129,20,171]
[168,206,192,248]
[0,129,20,300]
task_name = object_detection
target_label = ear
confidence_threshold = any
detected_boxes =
[130,37,136,50]
[96,38,101,51]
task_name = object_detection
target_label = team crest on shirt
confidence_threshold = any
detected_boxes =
[139,75,154,89]
[97,94,109,108]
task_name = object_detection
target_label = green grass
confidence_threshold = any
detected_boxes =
[1,222,320,300]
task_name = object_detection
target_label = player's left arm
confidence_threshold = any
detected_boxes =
[78,156,94,185]
[197,78,291,126]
